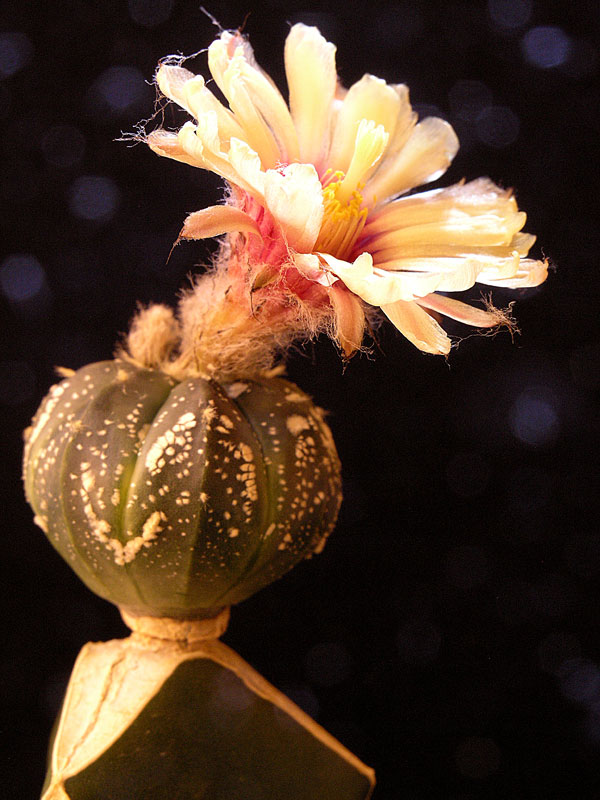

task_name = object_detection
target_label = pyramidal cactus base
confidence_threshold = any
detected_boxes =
[41,614,375,800]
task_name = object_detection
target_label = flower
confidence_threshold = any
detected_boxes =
[146,23,547,358]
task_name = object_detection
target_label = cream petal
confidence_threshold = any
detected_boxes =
[385,84,418,154]
[381,299,451,354]
[423,261,481,292]
[329,283,366,357]
[156,64,197,115]
[321,251,373,281]
[264,163,324,253]
[207,32,257,95]
[368,241,533,260]
[337,120,389,202]
[362,178,519,236]
[225,52,300,164]
[480,259,548,288]
[363,117,459,207]
[328,74,403,173]
[510,232,537,255]
[227,138,266,197]
[217,48,282,168]
[178,120,256,194]
[366,212,526,254]
[374,254,521,281]
[285,24,337,170]
[146,130,204,168]
[183,76,245,142]
[179,205,262,241]
[292,253,333,285]
[416,294,505,327]
[320,252,442,304]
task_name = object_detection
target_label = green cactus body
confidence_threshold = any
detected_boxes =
[24,360,342,618]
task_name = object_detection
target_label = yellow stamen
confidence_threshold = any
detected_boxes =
[315,172,367,260]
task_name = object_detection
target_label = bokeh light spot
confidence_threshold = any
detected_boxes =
[0,360,36,406]
[475,105,520,148]
[276,683,320,724]
[68,175,120,222]
[455,736,501,780]
[305,641,352,687]
[448,80,493,122]
[521,26,572,69]
[91,66,147,112]
[509,388,559,447]
[559,659,600,705]
[0,253,45,302]
[0,31,33,78]
[128,0,174,27]
[42,125,86,168]
[208,669,255,731]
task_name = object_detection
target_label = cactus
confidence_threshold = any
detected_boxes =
[25,361,375,800]
[24,16,549,797]
[24,359,342,619]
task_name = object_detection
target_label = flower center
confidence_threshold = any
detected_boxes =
[315,171,368,261]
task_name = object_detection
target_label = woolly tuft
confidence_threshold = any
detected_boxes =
[120,262,346,382]
[120,303,181,370]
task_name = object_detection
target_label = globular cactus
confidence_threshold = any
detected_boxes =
[23,358,342,619]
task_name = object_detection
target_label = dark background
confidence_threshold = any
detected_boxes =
[2,1,599,797]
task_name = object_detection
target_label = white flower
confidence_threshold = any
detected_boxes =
[146,24,547,357]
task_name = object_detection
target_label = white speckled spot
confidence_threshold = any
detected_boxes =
[284,391,307,403]
[286,415,310,436]
[145,412,197,475]
[226,382,248,398]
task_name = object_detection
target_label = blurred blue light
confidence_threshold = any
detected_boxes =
[475,105,520,148]
[276,683,320,723]
[211,668,255,721]
[128,0,174,27]
[93,66,147,112]
[522,26,572,69]
[559,658,600,705]
[509,388,559,447]
[448,80,493,122]
[0,253,45,302]
[68,175,120,222]
[0,31,33,78]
